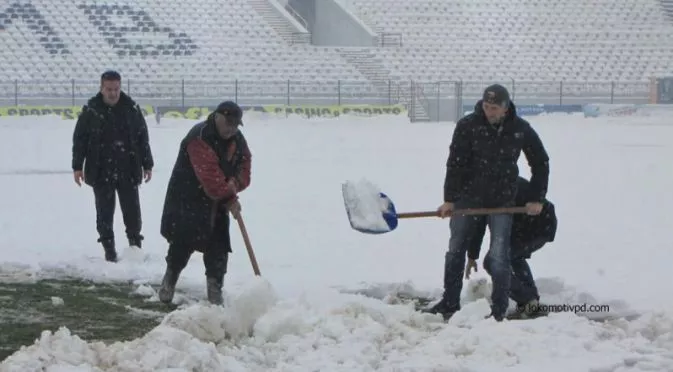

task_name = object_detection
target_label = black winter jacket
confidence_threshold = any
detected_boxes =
[71,92,153,186]
[160,115,251,247]
[443,100,550,208]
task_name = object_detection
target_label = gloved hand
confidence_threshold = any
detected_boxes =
[225,178,238,198]
[225,196,241,219]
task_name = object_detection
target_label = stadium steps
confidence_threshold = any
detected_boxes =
[247,0,311,45]
[339,48,430,121]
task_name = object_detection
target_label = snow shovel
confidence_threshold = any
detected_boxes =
[231,209,262,276]
[342,179,528,234]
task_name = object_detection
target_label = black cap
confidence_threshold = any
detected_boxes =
[215,101,243,126]
[482,84,510,107]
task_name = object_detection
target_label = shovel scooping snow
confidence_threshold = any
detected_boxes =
[341,179,529,234]
[341,179,398,234]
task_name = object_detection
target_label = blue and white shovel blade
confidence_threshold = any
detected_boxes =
[342,180,399,234]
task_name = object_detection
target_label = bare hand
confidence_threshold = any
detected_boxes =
[144,169,152,183]
[525,202,543,215]
[437,202,454,218]
[465,258,478,279]
[73,170,84,186]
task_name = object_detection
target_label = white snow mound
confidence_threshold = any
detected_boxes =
[2,279,673,371]
[160,276,278,343]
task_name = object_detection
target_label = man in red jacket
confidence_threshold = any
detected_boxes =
[158,101,252,305]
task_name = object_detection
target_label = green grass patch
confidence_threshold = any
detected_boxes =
[0,278,176,362]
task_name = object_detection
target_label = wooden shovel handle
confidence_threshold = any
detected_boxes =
[233,210,262,276]
[397,211,440,218]
[397,206,528,219]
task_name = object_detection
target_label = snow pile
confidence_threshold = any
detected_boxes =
[0,262,36,283]
[3,285,673,371]
[161,277,278,342]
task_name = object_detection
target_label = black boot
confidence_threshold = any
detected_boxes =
[98,238,117,262]
[158,267,181,304]
[421,298,457,321]
[484,311,505,322]
[128,234,143,248]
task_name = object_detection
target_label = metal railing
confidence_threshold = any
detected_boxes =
[0,79,652,121]
[284,3,309,31]
[0,79,650,105]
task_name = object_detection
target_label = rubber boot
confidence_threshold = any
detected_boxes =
[99,238,117,263]
[206,276,224,305]
[128,234,143,248]
[158,267,180,304]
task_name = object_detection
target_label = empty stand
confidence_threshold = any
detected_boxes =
[0,0,374,104]
[2,0,673,110]
[339,0,673,96]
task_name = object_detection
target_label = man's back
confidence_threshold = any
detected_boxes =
[512,177,557,250]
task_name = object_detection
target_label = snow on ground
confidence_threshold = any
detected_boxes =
[1,110,673,371]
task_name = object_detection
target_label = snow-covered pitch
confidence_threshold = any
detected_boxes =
[1,110,672,371]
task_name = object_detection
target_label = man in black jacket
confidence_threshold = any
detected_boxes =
[157,101,251,305]
[429,84,550,321]
[464,176,558,319]
[71,70,154,262]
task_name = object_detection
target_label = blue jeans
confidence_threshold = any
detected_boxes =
[442,209,513,317]
[507,256,539,306]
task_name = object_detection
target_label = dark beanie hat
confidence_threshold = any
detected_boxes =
[215,101,243,126]
[482,84,510,107]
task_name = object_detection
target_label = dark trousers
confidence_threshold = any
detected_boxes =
[165,212,231,283]
[93,177,141,242]
[442,203,513,317]
[500,238,547,306]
